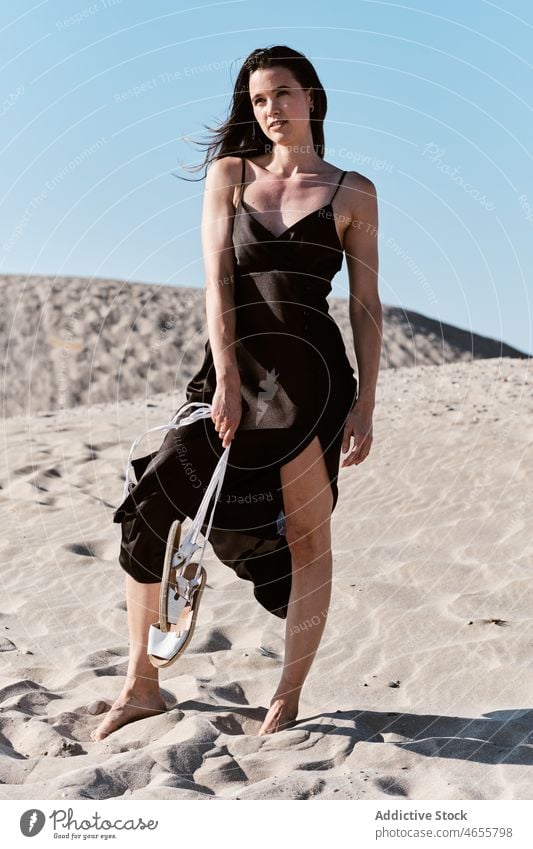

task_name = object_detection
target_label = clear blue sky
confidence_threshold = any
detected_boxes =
[1,0,531,355]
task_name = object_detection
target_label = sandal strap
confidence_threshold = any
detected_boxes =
[167,592,188,623]
[174,573,201,603]
[120,401,230,577]
[120,401,229,506]
[167,575,200,623]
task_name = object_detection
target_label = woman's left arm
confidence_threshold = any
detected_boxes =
[341,173,382,467]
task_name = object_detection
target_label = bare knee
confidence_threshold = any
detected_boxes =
[283,484,333,557]
[285,514,332,558]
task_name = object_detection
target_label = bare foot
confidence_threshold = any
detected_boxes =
[90,690,168,741]
[257,697,299,736]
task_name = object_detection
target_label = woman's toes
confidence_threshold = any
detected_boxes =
[257,698,298,735]
[90,695,167,741]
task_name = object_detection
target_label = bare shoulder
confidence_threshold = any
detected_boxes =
[341,170,377,206]
[322,169,377,253]
[205,155,244,208]
[337,170,377,239]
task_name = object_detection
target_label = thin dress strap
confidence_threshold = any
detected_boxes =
[237,156,247,207]
[329,170,347,205]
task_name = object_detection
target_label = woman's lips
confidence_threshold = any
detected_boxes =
[270,120,287,129]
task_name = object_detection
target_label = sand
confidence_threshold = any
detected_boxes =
[1,347,532,800]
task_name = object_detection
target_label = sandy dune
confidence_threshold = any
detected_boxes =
[1,352,531,800]
[0,273,527,418]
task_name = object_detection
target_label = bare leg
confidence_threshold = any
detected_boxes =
[90,575,167,741]
[258,436,333,735]
[258,538,332,735]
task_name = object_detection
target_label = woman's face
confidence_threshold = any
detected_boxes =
[248,67,313,145]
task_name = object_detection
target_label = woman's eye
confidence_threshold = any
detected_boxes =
[254,90,288,105]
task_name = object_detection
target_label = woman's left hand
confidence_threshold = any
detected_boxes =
[341,403,373,467]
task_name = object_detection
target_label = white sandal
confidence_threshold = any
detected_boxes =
[120,402,230,668]
[147,518,208,668]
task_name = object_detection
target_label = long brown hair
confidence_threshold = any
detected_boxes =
[175,45,328,181]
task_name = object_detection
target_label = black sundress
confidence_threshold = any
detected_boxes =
[112,157,358,619]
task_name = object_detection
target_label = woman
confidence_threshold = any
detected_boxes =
[91,45,381,741]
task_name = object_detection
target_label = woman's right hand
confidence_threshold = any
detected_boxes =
[211,376,242,449]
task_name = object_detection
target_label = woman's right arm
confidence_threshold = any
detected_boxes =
[201,156,242,447]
